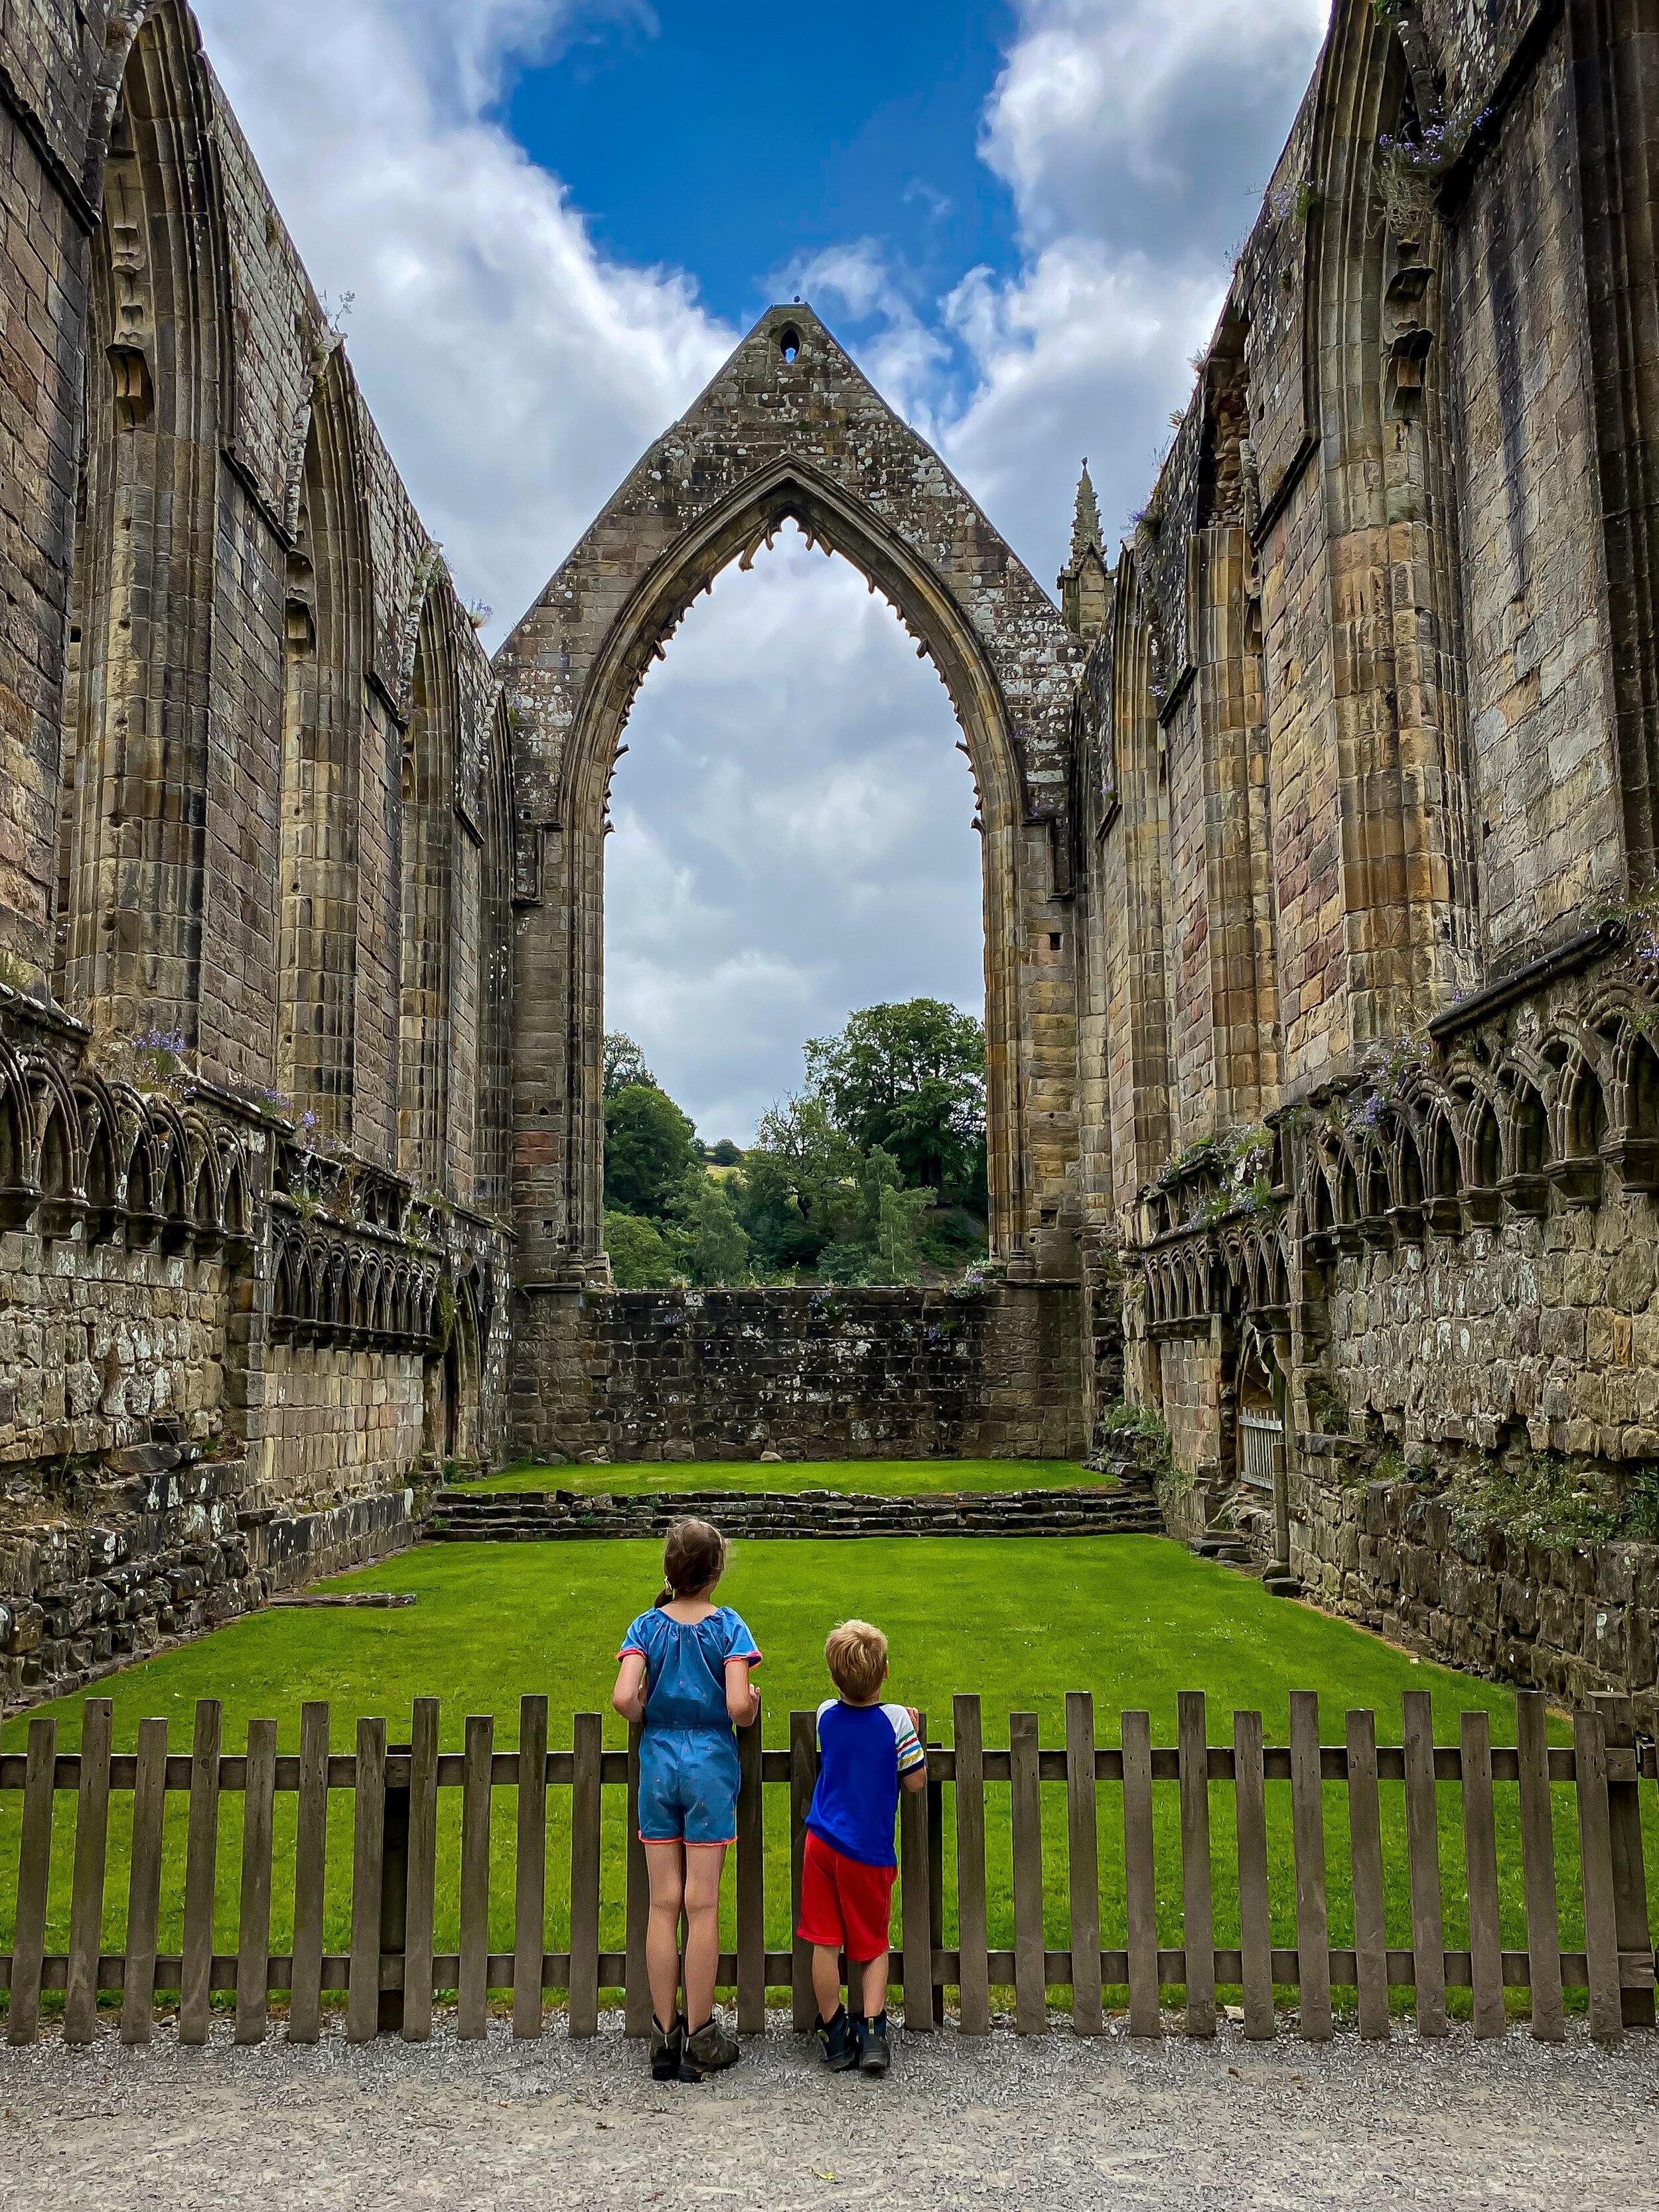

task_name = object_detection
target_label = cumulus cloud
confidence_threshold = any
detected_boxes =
[187,0,1329,1134]
[192,0,730,638]
[940,0,1330,571]
[605,529,983,1138]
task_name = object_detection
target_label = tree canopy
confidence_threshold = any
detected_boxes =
[805,998,985,1198]
[603,1082,695,1218]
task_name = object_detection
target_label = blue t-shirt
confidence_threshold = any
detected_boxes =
[618,1605,761,1732]
[807,1700,926,1869]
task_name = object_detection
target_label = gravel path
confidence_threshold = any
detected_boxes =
[1,2010,1654,2209]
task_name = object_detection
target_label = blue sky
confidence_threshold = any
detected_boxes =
[506,1,1020,344]
[196,0,1331,1140]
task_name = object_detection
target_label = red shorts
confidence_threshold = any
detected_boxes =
[796,1830,897,1963]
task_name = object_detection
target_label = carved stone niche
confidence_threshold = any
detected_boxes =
[106,340,153,430]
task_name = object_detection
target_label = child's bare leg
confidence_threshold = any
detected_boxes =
[810,1945,844,2021]
[859,1949,890,2018]
[680,1844,728,2029]
[643,1843,685,2026]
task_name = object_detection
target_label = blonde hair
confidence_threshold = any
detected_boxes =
[825,1619,889,1702]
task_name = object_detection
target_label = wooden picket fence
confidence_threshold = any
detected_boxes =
[0,1688,1654,2048]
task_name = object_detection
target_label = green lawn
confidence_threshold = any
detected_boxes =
[4,1534,1641,2020]
[457,1457,1112,1496]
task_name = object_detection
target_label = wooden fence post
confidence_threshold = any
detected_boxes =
[899,1710,933,2033]
[179,1699,222,2047]
[953,1693,990,2036]
[513,1694,549,2040]
[7,1715,56,2047]
[347,1716,388,2045]
[1177,1690,1215,2039]
[63,1697,112,2046]
[1066,1690,1104,2036]
[457,1712,494,2041]
[790,1710,816,2033]
[1572,1705,1623,2044]
[1233,1709,1273,2040]
[1400,1689,1446,2037]
[1288,1690,1331,2040]
[926,1720,945,2026]
[403,1697,441,2042]
[1345,1708,1390,2041]
[289,1700,331,2045]
[1121,1709,1160,2038]
[569,1711,602,2039]
[236,1718,278,2045]
[1516,1689,1564,2042]
[1009,1710,1046,2036]
[1590,1692,1656,2029]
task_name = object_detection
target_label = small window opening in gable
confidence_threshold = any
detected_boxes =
[778,325,802,364]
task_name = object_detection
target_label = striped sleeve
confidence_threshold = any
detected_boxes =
[885,1704,926,1775]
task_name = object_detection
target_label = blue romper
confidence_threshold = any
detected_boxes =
[619,1605,761,1846]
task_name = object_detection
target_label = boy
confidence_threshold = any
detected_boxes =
[797,1619,927,2077]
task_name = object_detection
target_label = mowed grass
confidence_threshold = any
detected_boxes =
[3,1535,1644,2016]
[456,1457,1111,1496]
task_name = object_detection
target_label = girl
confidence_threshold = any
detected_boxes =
[612,1518,760,2082]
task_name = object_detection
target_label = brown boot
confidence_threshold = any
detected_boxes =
[678,2014,740,2081]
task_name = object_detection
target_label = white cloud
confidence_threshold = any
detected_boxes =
[186,0,1329,1132]
[603,530,982,1138]
[192,0,731,640]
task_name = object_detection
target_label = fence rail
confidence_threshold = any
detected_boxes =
[1,1688,1654,2049]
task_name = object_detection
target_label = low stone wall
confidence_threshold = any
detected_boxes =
[0,1461,420,1708]
[1246,1464,1659,1733]
[430,1478,1161,1542]
[507,1283,1086,1463]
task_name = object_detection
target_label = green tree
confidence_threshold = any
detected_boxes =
[859,1145,934,1284]
[604,1209,676,1288]
[604,1082,695,1218]
[806,999,985,1196]
[734,1093,861,1273]
[603,1032,656,1099]
[684,1180,751,1286]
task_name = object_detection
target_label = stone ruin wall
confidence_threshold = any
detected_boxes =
[1082,0,1659,1722]
[0,1,515,1702]
[510,1286,1086,1467]
[0,0,1656,1728]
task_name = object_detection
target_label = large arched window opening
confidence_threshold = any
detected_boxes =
[399,595,459,1189]
[277,352,370,1142]
[605,523,983,1156]
[54,1,228,1041]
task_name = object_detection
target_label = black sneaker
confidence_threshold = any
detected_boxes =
[857,2008,891,2076]
[649,2012,683,2081]
[815,2006,859,2072]
[679,2015,741,2081]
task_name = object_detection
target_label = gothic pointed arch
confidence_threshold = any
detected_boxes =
[277,345,372,1141]
[54,0,233,1041]
[1301,0,1478,1036]
[496,305,1083,1282]
[399,588,461,1189]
